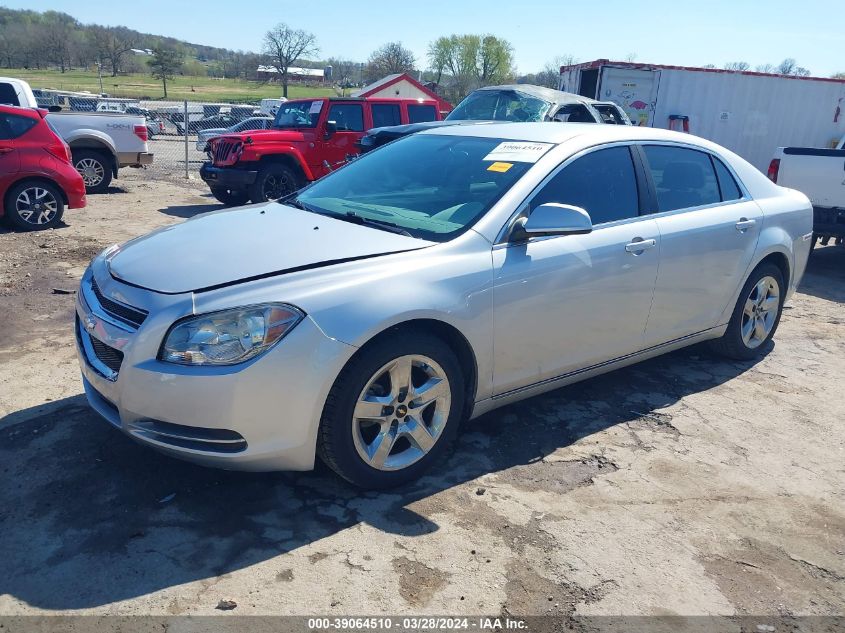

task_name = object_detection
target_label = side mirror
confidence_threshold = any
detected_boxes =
[510,203,593,242]
[324,120,337,139]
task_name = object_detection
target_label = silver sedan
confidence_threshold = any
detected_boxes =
[75,123,813,488]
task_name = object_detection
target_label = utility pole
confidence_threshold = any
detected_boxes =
[96,61,104,95]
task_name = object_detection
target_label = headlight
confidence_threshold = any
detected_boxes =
[160,303,304,366]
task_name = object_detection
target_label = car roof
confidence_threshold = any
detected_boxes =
[419,121,709,146]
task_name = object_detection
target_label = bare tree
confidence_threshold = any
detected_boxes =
[755,63,776,73]
[625,52,637,62]
[724,61,750,71]
[535,55,577,89]
[364,42,415,83]
[88,26,136,76]
[832,72,845,80]
[262,23,319,98]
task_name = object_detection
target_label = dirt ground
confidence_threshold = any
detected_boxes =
[0,172,843,620]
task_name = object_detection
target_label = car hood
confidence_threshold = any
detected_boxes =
[224,128,309,143]
[367,119,493,137]
[198,127,227,138]
[107,203,434,294]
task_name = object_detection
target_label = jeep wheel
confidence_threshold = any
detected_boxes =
[248,163,299,203]
[210,187,250,206]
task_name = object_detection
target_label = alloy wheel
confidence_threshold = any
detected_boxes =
[15,187,59,226]
[352,354,451,471]
[741,275,780,349]
[76,157,105,187]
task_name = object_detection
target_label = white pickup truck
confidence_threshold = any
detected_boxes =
[0,77,153,193]
[770,134,845,248]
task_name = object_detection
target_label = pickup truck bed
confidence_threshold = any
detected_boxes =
[770,136,845,247]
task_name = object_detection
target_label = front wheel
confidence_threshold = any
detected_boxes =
[73,150,113,194]
[210,187,249,206]
[709,262,784,360]
[4,181,65,230]
[248,163,300,203]
[317,332,465,489]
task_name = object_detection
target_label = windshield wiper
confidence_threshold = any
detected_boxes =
[340,211,413,237]
[277,193,312,211]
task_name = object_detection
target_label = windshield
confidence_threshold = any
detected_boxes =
[295,134,542,242]
[446,90,551,122]
[273,100,322,129]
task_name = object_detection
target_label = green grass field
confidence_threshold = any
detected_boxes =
[8,68,336,103]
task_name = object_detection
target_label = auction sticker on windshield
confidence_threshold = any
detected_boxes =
[483,141,553,163]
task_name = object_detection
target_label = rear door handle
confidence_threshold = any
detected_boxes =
[0,147,13,154]
[625,238,657,253]
[735,218,756,231]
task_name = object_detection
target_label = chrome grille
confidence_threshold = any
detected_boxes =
[90,336,124,373]
[91,278,147,328]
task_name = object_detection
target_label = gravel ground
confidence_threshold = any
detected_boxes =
[0,172,843,619]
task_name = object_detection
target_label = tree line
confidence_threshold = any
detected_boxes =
[1,7,841,102]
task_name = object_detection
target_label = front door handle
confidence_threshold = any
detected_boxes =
[625,238,657,253]
[735,218,757,231]
[0,147,13,154]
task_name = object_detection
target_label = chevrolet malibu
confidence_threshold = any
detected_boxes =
[76,123,813,488]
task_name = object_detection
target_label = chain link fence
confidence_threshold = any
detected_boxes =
[135,99,277,182]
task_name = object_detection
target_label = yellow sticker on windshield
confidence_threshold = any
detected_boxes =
[487,161,513,173]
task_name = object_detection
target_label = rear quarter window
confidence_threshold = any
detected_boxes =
[713,156,743,201]
[0,112,38,140]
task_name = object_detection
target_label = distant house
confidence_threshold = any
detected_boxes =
[353,73,452,115]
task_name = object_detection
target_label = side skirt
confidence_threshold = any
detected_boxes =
[469,325,727,420]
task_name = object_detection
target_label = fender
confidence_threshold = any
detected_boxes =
[63,129,119,159]
[242,144,315,181]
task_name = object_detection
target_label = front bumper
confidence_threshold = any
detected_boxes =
[200,163,257,189]
[75,260,356,471]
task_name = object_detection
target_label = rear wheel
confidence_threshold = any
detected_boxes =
[709,262,784,360]
[5,181,65,231]
[317,332,465,489]
[248,163,299,203]
[210,187,249,206]
[73,150,112,194]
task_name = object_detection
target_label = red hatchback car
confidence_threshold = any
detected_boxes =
[0,105,86,231]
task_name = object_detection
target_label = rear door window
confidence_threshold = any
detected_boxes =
[643,145,721,211]
[371,103,401,127]
[408,104,437,123]
[0,112,38,140]
[328,103,365,132]
[530,146,640,224]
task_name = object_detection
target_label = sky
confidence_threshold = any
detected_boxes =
[6,0,844,77]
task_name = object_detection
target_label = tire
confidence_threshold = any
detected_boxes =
[73,150,113,194]
[709,262,785,360]
[248,163,300,203]
[210,187,250,206]
[4,180,65,231]
[317,332,465,489]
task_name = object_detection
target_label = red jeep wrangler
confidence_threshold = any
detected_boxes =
[199,97,441,205]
